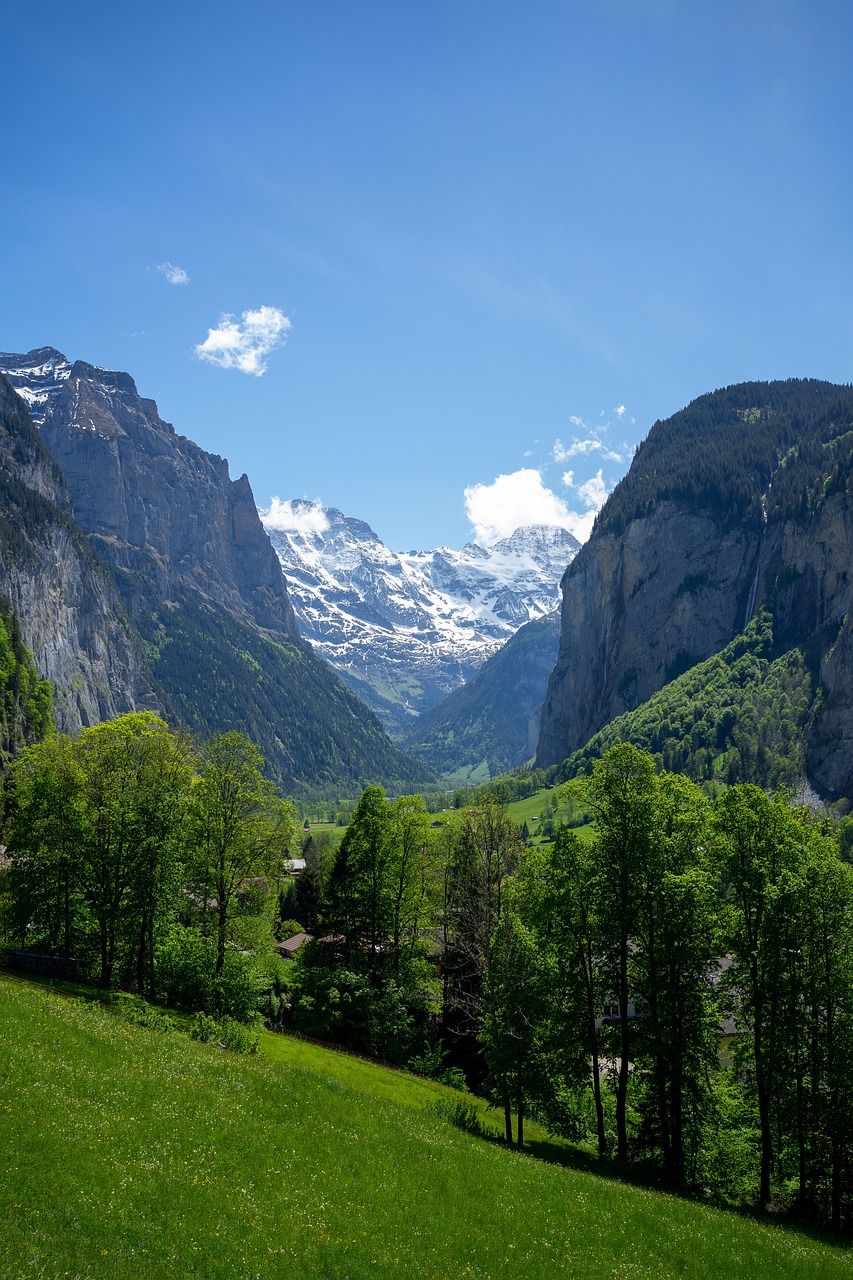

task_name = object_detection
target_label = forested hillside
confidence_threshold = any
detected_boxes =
[559,610,818,791]
[0,603,52,771]
[595,378,853,537]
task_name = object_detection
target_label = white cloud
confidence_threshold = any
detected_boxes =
[615,403,626,417]
[156,261,190,286]
[577,469,609,510]
[553,436,623,463]
[195,305,291,376]
[465,469,573,543]
[562,470,574,487]
[260,497,329,536]
[464,467,606,544]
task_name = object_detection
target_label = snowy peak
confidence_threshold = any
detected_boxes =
[260,499,578,733]
[0,347,71,425]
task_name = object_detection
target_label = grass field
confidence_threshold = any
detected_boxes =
[507,787,595,842]
[1,971,850,1279]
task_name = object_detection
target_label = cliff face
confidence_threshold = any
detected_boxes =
[33,357,298,637]
[0,373,155,730]
[537,380,853,799]
[0,349,434,795]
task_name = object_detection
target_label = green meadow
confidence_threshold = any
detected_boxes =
[1,973,850,1279]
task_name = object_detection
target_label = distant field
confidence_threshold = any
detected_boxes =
[1,971,849,1279]
[507,786,596,842]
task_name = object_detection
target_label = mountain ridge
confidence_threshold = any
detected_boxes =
[261,497,578,735]
[0,349,434,795]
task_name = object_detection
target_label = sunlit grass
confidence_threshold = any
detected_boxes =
[1,972,849,1279]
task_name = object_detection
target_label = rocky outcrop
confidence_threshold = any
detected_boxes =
[27,356,299,637]
[0,373,156,730]
[537,379,853,799]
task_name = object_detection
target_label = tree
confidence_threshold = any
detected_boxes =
[441,798,523,1117]
[190,731,296,975]
[74,713,194,988]
[713,785,802,1206]
[322,785,394,975]
[568,744,658,1163]
[539,826,610,1159]
[5,733,84,956]
[631,772,717,1184]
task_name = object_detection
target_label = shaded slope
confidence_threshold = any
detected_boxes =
[404,611,560,779]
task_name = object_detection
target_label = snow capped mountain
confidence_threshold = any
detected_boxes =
[0,347,72,424]
[260,499,579,734]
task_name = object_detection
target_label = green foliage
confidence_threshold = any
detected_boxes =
[0,600,53,774]
[560,611,817,791]
[189,1010,219,1043]
[155,926,265,1020]
[289,962,417,1062]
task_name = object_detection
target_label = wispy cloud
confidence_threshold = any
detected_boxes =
[559,467,612,540]
[553,436,624,463]
[195,305,291,376]
[156,261,190,286]
[260,497,329,536]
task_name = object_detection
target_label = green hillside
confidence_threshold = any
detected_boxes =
[0,602,52,773]
[558,610,818,790]
[140,596,436,798]
[1,973,849,1280]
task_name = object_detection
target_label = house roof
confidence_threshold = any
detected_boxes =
[274,932,313,956]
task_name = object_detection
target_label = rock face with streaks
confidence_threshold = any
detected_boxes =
[537,379,853,799]
[0,371,156,730]
[0,349,434,793]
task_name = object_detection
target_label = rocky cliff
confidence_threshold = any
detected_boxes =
[0,372,156,730]
[537,379,853,799]
[0,350,434,795]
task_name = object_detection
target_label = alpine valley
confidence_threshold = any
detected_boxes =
[261,499,577,737]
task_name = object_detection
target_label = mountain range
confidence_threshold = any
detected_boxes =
[6,349,853,805]
[0,348,434,796]
[261,500,577,735]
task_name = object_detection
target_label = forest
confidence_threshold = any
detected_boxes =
[3,707,853,1233]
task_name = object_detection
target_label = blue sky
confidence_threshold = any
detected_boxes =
[2,1,852,549]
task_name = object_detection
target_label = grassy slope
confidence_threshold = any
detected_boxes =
[1,974,849,1280]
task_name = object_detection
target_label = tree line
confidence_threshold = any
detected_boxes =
[1,712,295,1012]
